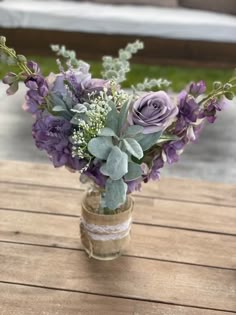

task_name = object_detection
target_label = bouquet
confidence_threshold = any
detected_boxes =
[0,37,235,213]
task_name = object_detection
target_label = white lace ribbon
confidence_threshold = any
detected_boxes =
[80,216,132,241]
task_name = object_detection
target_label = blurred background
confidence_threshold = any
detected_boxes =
[0,0,236,183]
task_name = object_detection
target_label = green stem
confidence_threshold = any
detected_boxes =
[0,43,32,75]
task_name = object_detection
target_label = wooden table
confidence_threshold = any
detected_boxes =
[0,160,236,315]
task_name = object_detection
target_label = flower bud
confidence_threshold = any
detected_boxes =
[225,92,234,100]
[223,83,232,90]
[213,81,222,89]
[0,36,6,45]
[17,54,27,63]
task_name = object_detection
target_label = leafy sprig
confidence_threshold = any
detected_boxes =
[0,36,34,94]
[200,77,236,106]
[50,44,86,69]
[101,40,144,84]
[132,78,171,92]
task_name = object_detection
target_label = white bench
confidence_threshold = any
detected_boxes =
[0,0,236,43]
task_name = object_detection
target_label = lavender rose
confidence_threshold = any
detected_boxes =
[128,91,178,134]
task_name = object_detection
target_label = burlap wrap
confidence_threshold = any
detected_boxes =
[80,195,133,260]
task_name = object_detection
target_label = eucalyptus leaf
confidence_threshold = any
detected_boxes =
[99,127,118,138]
[105,100,119,133]
[88,136,113,160]
[124,162,142,181]
[139,131,162,151]
[123,138,143,159]
[124,125,144,137]
[49,93,67,109]
[102,146,128,180]
[72,103,87,113]
[105,178,128,210]
[118,99,130,131]
[53,105,67,112]
[100,164,110,176]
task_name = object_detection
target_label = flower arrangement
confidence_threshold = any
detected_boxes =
[0,36,235,213]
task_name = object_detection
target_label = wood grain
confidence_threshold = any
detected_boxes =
[0,243,236,311]
[1,283,233,315]
[1,182,236,235]
[0,209,236,269]
[1,160,236,206]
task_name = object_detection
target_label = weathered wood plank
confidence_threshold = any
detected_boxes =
[0,243,235,311]
[1,283,232,315]
[1,160,236,206]
[0,209,236,268]
[1,182,236,235]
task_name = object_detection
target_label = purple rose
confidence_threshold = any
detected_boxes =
[128,91,178,134]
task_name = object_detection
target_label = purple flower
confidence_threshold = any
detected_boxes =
[199,98,225,123]
[189,81,206,96]
[127,179,142,193]
[27,61,41,74]
[148,156,164,181]
[24,75,48,114]
[84,162,107,188]
[2,72,19,95]
[32,115,83,169]
[163,139,186,164]
[81,78,112,99]
[47,65,91,97]
[175,91,199,136]
[128,91,178,134]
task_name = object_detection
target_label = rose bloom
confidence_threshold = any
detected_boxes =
[128,91,178,134]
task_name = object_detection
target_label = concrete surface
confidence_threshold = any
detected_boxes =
[0,83,236,184]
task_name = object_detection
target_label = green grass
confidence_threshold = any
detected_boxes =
[0,55,233,92]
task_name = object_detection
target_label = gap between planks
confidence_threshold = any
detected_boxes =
[0,208,236,269]
[1,181,236,235]
[0,281,235,315]
[0,160,236,206]
[0,239,235,272]
[1,206,236,238]
[0,242,236,312]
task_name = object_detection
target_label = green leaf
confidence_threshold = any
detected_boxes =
[157,134,179,144]
[88,137,113,160]
[53,105,67,112]
[101,146,128,180]
[124,162,142,181]
[105,179,128,210]
[99,127,118,138]
[105,100,119,133]
[49,93,67,109]
[123,138,143,159]
[124,125,144,137]
[139,131,162,151]
[118,100,130,131]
